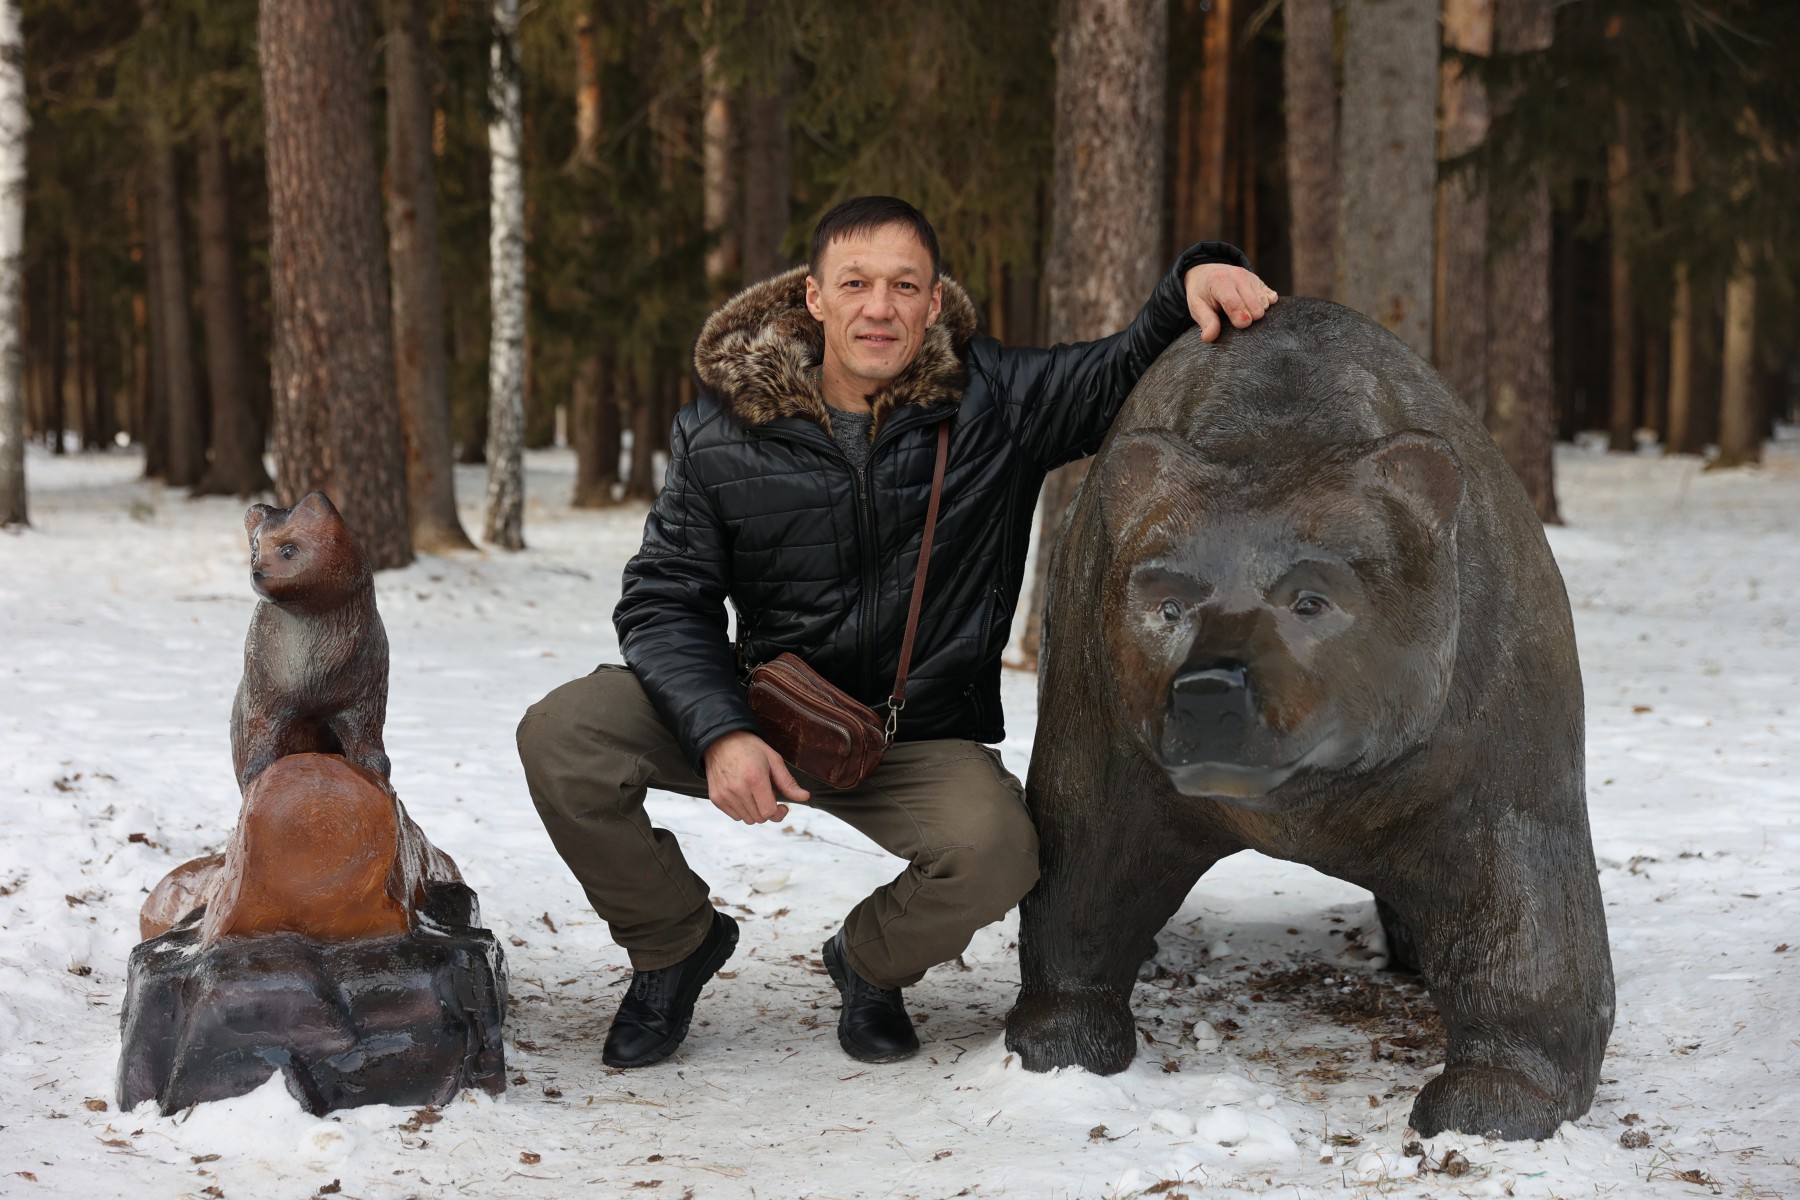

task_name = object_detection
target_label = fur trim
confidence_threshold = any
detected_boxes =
[693,265,979,438]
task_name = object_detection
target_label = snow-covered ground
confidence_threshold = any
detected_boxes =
[1,438,1795,1200]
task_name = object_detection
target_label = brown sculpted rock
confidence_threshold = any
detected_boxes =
[1004,299,1613,1141]
[231,492,390,791]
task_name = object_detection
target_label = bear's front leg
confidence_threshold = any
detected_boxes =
[1006,755,1226,1075]
[1391,821,1614,1140]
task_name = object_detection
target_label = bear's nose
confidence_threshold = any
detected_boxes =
[1162,662,1254,763]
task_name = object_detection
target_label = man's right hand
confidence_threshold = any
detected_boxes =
[702,730,811,824]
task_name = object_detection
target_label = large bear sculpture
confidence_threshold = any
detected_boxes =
[1004,298,1614,1141]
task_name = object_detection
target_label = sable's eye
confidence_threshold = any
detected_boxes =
[1292,592,1330,618]
[1159,598,1184,624]
[280,544,297,560]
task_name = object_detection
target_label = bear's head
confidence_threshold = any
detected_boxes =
[1094,428,1464,811]
[243,492,371,607]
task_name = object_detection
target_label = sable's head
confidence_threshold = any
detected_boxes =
[1095,427,1464,811]
[244,492,370,606]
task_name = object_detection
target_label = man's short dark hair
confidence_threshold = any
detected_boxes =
[808,196,941,283]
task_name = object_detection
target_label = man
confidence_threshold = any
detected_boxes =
[519,196,1274,1069]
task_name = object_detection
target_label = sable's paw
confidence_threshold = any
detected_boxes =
[1004,989,1137,1075]
[1410,1064,1573,1141]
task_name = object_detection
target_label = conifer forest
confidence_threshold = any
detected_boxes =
[2,0,1796,557]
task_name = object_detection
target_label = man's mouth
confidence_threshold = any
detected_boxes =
[855,332,899,348]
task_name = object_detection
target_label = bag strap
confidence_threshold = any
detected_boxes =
[886,419,950,742]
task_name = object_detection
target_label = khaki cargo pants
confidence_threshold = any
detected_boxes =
[516,665,1040,989]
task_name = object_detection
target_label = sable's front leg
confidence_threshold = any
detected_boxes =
[1006,764,1222,1074]
[1395,828,1614,1140]
[329,708,391,781]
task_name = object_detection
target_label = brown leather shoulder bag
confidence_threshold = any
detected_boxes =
[745,420,950,789]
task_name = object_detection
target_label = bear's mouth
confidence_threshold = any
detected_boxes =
[1154,736,1340,809]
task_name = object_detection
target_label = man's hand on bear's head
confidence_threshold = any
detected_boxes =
[703,730,811,825]
[1185,263,1277,343]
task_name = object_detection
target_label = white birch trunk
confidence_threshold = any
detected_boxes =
[0,0,28,527]
[483,0,526,550]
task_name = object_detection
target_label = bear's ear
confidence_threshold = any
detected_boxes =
[243,503,275,540]
[1097,428,1207,543]
[1357,431,1463,533]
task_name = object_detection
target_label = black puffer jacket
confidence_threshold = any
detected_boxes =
[616,241,1252,770]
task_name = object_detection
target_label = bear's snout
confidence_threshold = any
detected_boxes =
[1161,662,1253,765]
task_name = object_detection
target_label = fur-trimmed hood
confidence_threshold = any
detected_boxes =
[692,266,980,437]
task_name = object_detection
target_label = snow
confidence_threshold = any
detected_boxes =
[2,437,1797,1199]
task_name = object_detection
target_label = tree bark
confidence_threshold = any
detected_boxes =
[623,357,659,502]
[385,0,474,549]
[1019,0,1167,664]
[0,0,26,527]
[1713,245,1760,468]
[1484,0,1558,523]
[1337,0,1438,357]
[44,239,65,454]
[1434,0,1490,410]
[483,0,526,550]
[740,56,791,284]
[1283,0,1336,298]
[701,39,737,298]
[260,0,413,569]
[1664,120,1698,456]
[1173,0,1232,246]
[1605,97,1636,452]
[570,6,617,508]
[146,124,204,486]
[193,108,272,496]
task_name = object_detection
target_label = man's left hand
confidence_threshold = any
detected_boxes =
[1185,263,1277,343]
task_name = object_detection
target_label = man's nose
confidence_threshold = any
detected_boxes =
[864,285,898,319]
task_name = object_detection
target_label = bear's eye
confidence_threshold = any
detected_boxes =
[1292,592,1331,618]
[1158,598,1184,624]
[279,543,297,560]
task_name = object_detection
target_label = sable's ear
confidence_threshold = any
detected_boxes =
[295,491,339,522]
[1097,428,1206,543]
[244,504,275,540]
[1358,431,1463,533]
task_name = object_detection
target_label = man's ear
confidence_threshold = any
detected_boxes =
[804,275,824,322]
[927,279,943,328]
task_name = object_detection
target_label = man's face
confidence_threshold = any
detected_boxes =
[805,224,944,392]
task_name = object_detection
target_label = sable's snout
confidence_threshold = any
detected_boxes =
[1161,662,1253,764]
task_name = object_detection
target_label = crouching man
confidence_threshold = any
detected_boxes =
[518,196,1274,1068]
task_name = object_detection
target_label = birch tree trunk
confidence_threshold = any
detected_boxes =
[1284,0,1337,299]
[1713,245,1760,468]
[0,0,27,527]
[193,107,272,497]
[260,0,413,569]
[386,0,474,550]
[1337,0,1438,357]
[1434,0,1490,411]
[483,0,526,550]
[1484,0,1559,523]
[1018,0,1167,663]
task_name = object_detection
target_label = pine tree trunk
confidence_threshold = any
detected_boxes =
[1173,0,1232,245]
[623,357,658,502]
[570,6,617,508]
[147,131,203,486]
[193,108,271,496]
[1664,121,1698,456]
[1484,0,1558,523]
[385,0,474,550]
[483,0,526,550]
[1283,0,1337,299]
[1640,323,1665,444]
[1605,98,1636,452]
[1338,0,1437,356]
[260,0,413,569]
[0,0,26,527]
[740,57,791,284]
[1019,0,1167,664]
[701,40,737,298]
[1713,245,1760,468]
[1434,0,1490,410]
[45,241,65,454]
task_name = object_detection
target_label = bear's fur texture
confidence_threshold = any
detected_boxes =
[1004,299,1614,1141]
[230,492,389,791]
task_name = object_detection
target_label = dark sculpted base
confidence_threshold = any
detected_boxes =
[1005,300,1614,1142]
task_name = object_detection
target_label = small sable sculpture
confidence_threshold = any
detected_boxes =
[118,493,506,1116]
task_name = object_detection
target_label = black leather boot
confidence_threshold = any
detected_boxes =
[602,910,739,1068]
[822,929,920,1062]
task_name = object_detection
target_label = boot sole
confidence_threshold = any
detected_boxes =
[823,937,919,1063]
[602,914,739,1069]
